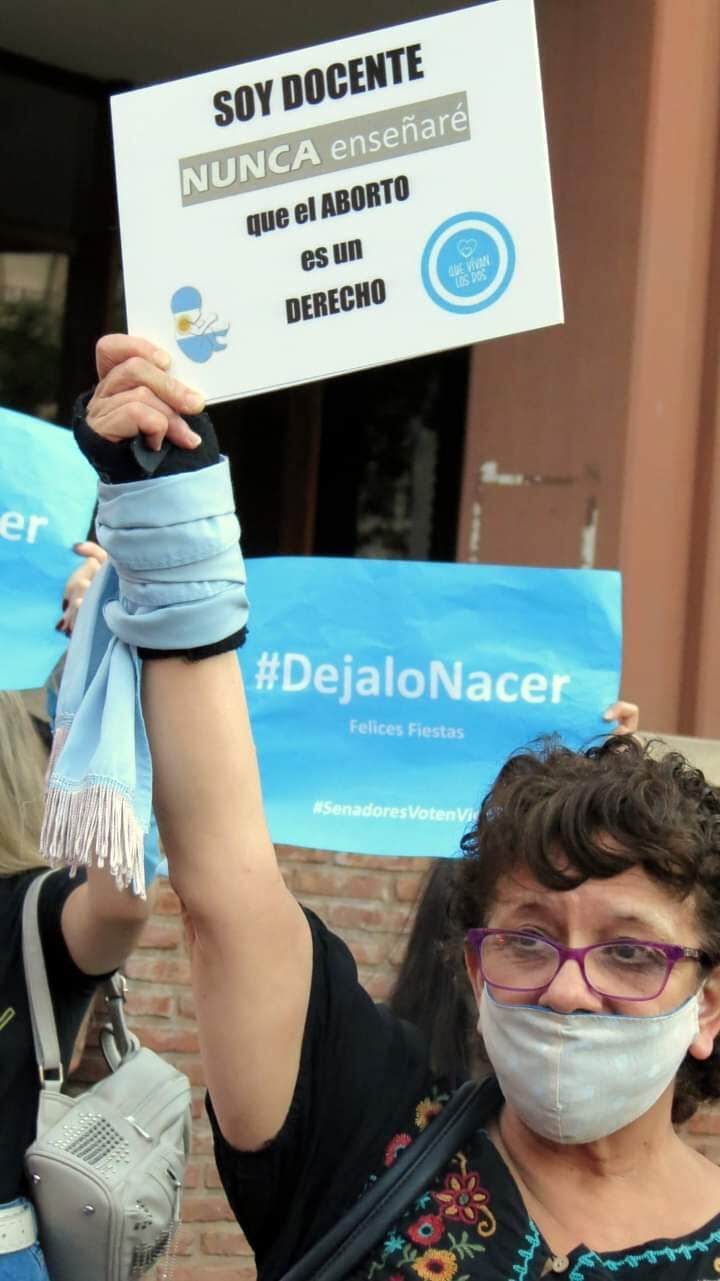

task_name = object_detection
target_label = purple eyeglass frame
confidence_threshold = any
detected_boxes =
[466,928,708,1002]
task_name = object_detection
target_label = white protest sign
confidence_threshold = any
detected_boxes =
[111,0,562,403]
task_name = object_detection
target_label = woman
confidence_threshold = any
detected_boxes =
[54,335,720,1281]
[0,690,152,1280]
[388,703,641,1085]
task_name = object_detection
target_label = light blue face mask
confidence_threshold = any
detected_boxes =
[479,985,702,1144]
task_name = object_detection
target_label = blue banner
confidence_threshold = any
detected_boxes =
[0,407,97,691]
[244,558,622,858]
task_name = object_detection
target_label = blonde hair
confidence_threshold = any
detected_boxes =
[0,692,48,875]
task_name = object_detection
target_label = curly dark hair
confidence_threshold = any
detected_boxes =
[449,734,720,1124]
[388,860,481,1086]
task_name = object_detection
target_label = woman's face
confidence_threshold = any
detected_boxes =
[464,864,720,1063]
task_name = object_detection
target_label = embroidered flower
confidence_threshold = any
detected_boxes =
[432,1171,490,1225]
[383,1232,406,1256]
[407,1215,444,1246]
[412,1248,458,1281]
[415,1097,443,1130]
[384,1132,413,1166]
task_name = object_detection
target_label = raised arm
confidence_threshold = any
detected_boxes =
[61,863,155,976]
[84,336,312,1150]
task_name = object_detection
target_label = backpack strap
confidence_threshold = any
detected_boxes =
[280,1075,503,1281]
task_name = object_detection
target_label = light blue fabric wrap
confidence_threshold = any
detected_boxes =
[46,657,171,889]
[40,460,247,896]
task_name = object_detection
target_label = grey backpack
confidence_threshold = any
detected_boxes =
[22,872,192,1281]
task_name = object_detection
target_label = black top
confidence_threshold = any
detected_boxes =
[209,911,720,1281]
[0,868,99,1202]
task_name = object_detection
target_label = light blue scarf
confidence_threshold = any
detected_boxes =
[40,460,247,896]
[44,662,165,890]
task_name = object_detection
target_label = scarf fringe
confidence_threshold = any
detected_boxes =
[40,780,146,898]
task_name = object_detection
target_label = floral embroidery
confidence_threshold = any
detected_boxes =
[364,1088,494,1281]
[384,1233,407,1256]
[444,1229,489,1262]
[407,1216,445,1247]
[433,1171,488,1225]
[385,1133,414,1166]
[431,1162,496,1238]
[363,1084,720,1281]
[411,1248,459,1281]
[415,1097,444,1130]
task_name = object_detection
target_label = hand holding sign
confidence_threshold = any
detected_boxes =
[111,0,562,403]
[87,334,205,453]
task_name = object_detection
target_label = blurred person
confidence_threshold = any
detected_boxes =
[67,1003,94,1077]
[603,700,640,735]
[42,538,108,733]
[0,691,152,1281]
[53,336,720,1281]
[55,539,107,636]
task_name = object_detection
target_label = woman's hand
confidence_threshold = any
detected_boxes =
[86,334,205,453]
[603,701,640,735]
[56,541,108,635]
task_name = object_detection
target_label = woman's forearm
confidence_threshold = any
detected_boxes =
[142,649,312,1148]
[142,651,278,917]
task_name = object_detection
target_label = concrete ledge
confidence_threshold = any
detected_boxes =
[642,733,720,784]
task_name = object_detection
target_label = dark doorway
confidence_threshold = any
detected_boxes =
[215,347,469,563]
[313,349,469,561]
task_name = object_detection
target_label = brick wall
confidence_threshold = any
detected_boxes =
[77,847,720,1281]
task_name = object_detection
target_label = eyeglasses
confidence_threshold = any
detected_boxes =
[466,928,709,1002]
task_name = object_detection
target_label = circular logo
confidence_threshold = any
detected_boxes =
[421,213,516,314]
